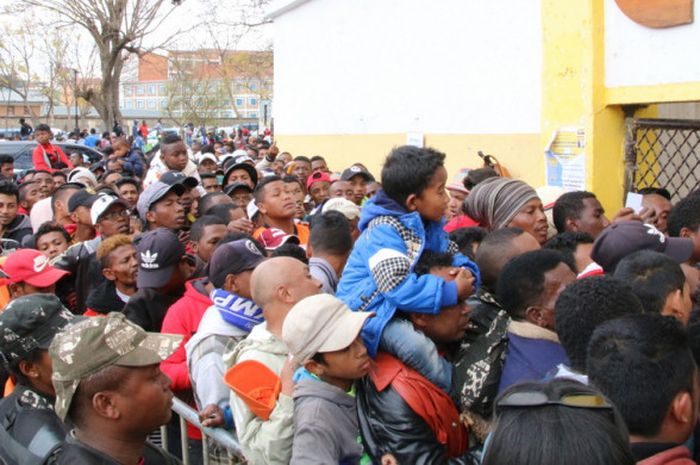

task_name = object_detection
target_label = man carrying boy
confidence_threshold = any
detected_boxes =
[356,251,470,464]
[337,146,479,391]
[282,293,373,465]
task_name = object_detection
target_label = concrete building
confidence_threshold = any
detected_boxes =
[120,50,273,125]
[268,0,700,209]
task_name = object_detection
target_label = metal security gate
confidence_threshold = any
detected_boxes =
[624,118,700,201]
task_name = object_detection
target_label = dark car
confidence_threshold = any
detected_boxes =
[0,141,103,173]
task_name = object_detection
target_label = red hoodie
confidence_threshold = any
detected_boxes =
[160,277,213,440]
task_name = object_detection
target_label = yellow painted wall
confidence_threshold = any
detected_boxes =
[275,133,542,187]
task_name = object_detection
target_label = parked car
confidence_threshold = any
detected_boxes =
[0,141,103,174]
[147,127,180,148]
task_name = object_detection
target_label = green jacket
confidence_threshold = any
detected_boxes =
[223,323,294,465]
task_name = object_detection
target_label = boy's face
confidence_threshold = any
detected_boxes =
[20,183,42,210]
[293,161,311,182]
[309,181,330,205]
[146,191,185,229]
[0,193,18,226]
[1,162,13,180]
[199,160,218,174]
[193,224,227,262]
[285,181,306,219]
[113,142,129,158]
[229,187,253,208]
[309,336,370,381]
[35,130,52,144]
[411,165,449,223]
[330,181,354,202]
[348,175,367,205]
[36,231,70,260]
[104,244,139,287]
[446,189,467,219]
[311,159,328,173]
[118,183,139,207]
[226,168,255,190]
[161,141,188,171]
[258,180,296,220]
[202,177,221,193]
[34,171,56,197]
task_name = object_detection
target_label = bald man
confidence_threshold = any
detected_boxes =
[224,257,321,465]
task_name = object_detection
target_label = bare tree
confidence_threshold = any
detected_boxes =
[0,23,41,124]
[20,0,183,130]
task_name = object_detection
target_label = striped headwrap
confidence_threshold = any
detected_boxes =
[464,177,539,230]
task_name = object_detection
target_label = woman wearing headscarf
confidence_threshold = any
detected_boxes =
[464,177,548,244]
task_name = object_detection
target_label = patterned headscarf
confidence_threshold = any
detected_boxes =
[464,177,539,230]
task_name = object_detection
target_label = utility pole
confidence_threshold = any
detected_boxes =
[73,69,79,133]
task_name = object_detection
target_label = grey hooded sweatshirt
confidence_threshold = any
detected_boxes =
[291,378,364,465]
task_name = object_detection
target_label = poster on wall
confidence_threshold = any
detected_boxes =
[544,127,586,191]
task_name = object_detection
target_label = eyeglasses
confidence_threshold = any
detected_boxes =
[496,390,614,414]
[101,209,130,221]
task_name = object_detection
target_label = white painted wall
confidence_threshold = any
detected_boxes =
[272,0,542,135]
[605,0,700,87]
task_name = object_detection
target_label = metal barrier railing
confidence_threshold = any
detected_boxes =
[160,397,244,465]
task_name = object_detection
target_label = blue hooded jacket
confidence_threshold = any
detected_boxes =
[336,190,480,357]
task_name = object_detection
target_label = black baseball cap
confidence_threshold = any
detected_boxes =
[67,189,99,213]
[591,221,694,272]
[136,228,186,288]
[160,170,199,189]
[207,239,265,288]
[0,294,76,363]
[224,182,253,196]
[340,166,374,182]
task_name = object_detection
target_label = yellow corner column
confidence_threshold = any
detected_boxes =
[541,0,626,211]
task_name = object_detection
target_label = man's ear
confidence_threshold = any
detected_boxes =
[679,227,692,239]
[670,390,694,426]
[70,212,79,224]
[257,201,268,216]
[190,240,199,255]
[408,312,430,331]
[405,193,418,212]
[524,306,546,327]
[304,359,325,377]
[224,274,239,293]
[565,217,579,232]
[662,289,687,324]
[18,359,39,380]
[145,210,156,225]
[102,266,117,282]
[92,391,121,420]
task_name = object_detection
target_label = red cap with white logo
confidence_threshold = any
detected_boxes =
[3,249,69,287]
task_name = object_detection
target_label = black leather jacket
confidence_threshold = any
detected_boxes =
[0,384,67,465]
[356,376,477,465]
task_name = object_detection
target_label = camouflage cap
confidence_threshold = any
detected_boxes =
[0,294,75,365]
[49,312,182,421]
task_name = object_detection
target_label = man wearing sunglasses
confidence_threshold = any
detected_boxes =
[588,313,699,465]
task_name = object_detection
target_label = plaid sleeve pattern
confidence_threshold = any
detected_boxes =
[369,249,412,293]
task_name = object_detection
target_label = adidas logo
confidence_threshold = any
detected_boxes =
[140,250,159,269]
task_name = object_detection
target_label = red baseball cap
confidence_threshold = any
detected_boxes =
[306,170,332,190]
[4,249,69,287]
[258,228,300,251]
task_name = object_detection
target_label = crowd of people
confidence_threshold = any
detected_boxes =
[0,121,699,465]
